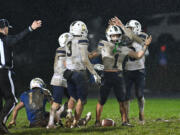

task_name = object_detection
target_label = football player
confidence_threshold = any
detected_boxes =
[8,78,53,128]
[46,33,72,129]
[124,20,149,124]
[110,17,150,124]
[89,24,151,126]
[63,21,101,127]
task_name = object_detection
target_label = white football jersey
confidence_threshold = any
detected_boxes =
[97,40,131,71]
[50,47,67,87]
[124,41,148,71]
[65,36,88,71]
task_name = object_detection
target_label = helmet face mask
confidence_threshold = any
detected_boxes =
[125,20,142,35]
[110,34,122,43]
[30,78,45,89]
[69,21,88,37]
[58,32,73,48]
[106,25,122,43]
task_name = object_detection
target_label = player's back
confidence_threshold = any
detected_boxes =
[20,88,47,123]
[54,47,66,74]
[51,47,67,87]
[65,36,88,71]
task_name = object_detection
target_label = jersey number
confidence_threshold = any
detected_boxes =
[113,54,119,68]
[128,47,136,62]
[66,41,72,57]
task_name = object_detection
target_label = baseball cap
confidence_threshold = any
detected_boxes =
[0,19,12,28]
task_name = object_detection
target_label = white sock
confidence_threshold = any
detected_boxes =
[48,108,55,125]
[67,109,72,113]
[56,105,64,115]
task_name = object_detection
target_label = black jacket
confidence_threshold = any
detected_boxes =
[0,27,32,68]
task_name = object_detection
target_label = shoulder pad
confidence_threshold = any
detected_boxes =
[99,40,113,46]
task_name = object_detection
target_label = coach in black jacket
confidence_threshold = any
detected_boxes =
[0,19,42,134]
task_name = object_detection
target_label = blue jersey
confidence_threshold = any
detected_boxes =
[20,88,52,124]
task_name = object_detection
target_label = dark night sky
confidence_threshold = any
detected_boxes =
[0,0,180,94]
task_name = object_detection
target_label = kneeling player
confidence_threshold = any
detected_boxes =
[8,78,53,128]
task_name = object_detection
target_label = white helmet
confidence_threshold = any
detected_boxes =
[30,78,45,89]
[58,32,73,48]
[125,20,142,35]
[106,25,122,43]
[69,21,88,37]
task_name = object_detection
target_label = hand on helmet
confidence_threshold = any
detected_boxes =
[109,16,123,27]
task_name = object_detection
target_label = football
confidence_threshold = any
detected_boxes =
[101,118,116,127]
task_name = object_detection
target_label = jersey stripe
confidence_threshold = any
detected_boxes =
[98,43,104,46]
[56,50,66,54]
[78,40,88,44]
[58,55,66,57]
[0,39,5,65]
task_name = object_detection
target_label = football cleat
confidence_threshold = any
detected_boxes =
[46,124,57,129]
[94,120,101,127]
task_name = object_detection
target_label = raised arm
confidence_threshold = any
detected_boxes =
[109,16,144,45]
[6,20,42,46]
[127,36,152,59]
[79,44,101,84]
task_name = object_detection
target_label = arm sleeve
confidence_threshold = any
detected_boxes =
[79,43,98,75]
[5,27,32,46]
[120,25,144,45]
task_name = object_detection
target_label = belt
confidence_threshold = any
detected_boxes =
[104,69,121,72]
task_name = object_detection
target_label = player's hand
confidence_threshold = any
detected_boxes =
[145,35,152,47]
[109,16,123,27]
[31,20,42,30]
[94,64,104,71]
[93,74,101,84]
[8,120,16,128]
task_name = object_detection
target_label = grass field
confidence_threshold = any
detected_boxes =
[7,98,180,135]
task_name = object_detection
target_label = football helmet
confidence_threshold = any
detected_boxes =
[106,25,122,43]
[30,78,45,89]
[69,21,88,37]
[125,20,142,35]
[58,32,73,48]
